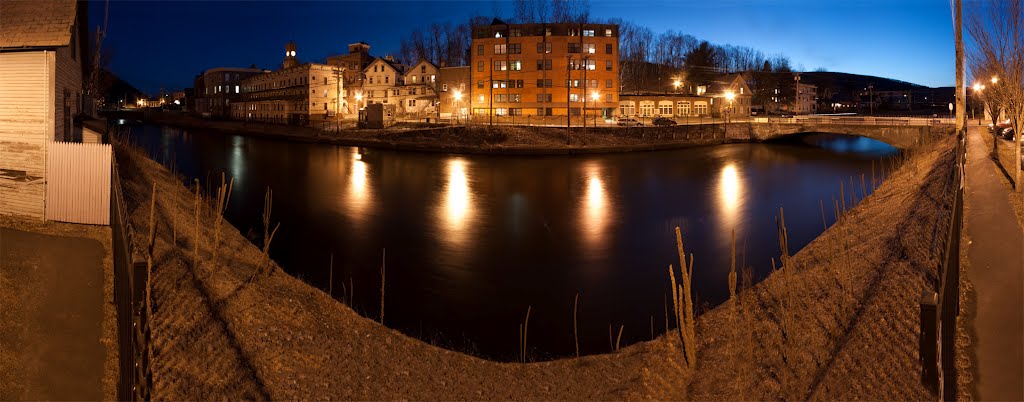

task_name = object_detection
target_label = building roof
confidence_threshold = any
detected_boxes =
[368,57,408,74]
[0,0,77,49]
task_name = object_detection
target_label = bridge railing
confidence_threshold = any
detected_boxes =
[759,116,954,126]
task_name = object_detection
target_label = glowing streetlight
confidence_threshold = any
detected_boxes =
[973,82,983,92]
[453,90,462,101]
[991,76,999,84]
[590,91,600,101]
[673,79,681,92]
[453,90,463,125]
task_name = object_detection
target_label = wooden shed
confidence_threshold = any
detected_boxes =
[0,0,90,220]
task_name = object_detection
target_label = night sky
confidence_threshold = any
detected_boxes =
[91,0,955,95]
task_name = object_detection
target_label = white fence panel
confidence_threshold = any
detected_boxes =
[46,141,111,225]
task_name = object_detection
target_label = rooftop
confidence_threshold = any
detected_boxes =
[0,0,77,49]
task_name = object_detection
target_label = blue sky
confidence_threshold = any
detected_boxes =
[91,0,955,94]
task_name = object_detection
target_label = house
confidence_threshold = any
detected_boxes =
[361,56,409,116]
[707,74,753,117]
[326,42,375,116]
[399,59,440,117]
[0,0,90,219]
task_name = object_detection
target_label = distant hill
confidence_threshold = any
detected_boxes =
[98,69,145,105]
[798,71,930,92]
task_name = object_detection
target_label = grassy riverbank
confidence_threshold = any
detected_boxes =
[145,111,745,155]
[119,132,954,399]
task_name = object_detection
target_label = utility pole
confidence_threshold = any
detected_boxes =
[566,55,572,144]
[794,73,801,115]
[868,84,874,115]
[582,55,588,143]
[954,0,966,132]
[334,66,344,130]
[489,57,493,126]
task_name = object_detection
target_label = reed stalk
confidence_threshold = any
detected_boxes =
[211,173,234,269]
[820,199,827,230]
[145,182,157,383]
[193,179,200,271]
[520,305,532,363]
[380,248,386,324]
[670,226,697,368]
[573,292,580,358]
[329,252,333,297]
[249,187,280,283]
[615,325,625,352]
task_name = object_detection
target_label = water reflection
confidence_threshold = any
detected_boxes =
[579,161,611,257]
[438,158,475,252]
[345,149,372,229]
[717,163,744,231]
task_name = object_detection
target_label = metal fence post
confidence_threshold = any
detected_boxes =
[920,290,939,391]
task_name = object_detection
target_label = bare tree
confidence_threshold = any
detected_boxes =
[967,0,1024,190]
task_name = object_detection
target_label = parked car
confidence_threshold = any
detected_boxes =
[652,117,677,126]
[989,119,1011,133]
[617,117,643,126]
[1000,127,1016,140]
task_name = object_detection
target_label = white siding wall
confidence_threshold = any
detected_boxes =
[0,50,54,219]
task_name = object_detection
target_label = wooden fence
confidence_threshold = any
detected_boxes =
[45,141,111,224]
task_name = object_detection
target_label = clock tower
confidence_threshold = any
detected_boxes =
[283,41,298,69]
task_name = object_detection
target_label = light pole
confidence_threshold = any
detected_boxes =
[725,91,736,137]
[453,90,462,126]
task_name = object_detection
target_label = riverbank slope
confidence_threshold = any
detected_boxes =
[119,133,954,399]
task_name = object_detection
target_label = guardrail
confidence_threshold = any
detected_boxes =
[758,116,955,126]
[920,127,966,400]
[111,152,152,401]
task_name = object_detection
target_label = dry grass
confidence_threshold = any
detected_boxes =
[982,131,1024,229]
[688,135,956,400]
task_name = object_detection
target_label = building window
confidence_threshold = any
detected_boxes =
[568,43,581,53]
[369,77,374,84]
[536,93,552,103]
[677,101,691,115]
[536,79,552,88]
[477,45,484,56]
[509,43,521,54]
[569,93,579,102]
[442,84,448,91]
[493,80,507,89]
[460,83,465,91]
[510,60,522,71]
[510,28,522,37]
[324,90,329,98]
[658,101,673,115]
[569,28,578,36]
[493,60,507,71]
[606,79,613,88]
[385,76,390,84]
[606,61,613,71]
[536,59,552,70]
[494,44,507,55]
[605,28,613,36]
[639,101,655,116]
[566,79,581,88]
[605,94,613,102]
[606,44,613,54]
[478,80,484,88]
[496,94,507,102]
[513,80,524,88]
[545,28,552,36]
[694,101,708,115]
[583,29,595,37]
[421,65,426,73]
[478,61,484,72]
[537,42,552,53]
[408,99,416,107]
[509,94,521,103]
[583,43,596,54]
[431,74,436,83]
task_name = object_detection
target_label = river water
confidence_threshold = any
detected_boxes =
[130,124,898,361]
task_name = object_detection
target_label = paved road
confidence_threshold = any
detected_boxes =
[964,125,1024,400]
[0,227,106,400]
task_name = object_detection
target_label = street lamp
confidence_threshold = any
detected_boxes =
[991,76,999,85]
[673,79,681,93]
[355,92,363,108]
[453,90,462,125]
[724,91,736,135]
[591,91,600,127]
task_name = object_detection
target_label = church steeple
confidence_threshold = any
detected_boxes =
[283,41,298,69]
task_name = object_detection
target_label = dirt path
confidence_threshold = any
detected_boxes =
[963,125,1024,400]
[0,226,107,400]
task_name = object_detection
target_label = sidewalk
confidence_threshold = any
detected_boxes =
[964,125,1024,400]
[0,223,111,400]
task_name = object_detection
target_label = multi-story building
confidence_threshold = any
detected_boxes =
[794,81,817,114]
[470,20,619,119]
[708,74,753,117]
[361,56,409,113]
[438,66,471,119]
[618,93,713,118]
[195,66,265,118]
[400,59,441,117]
[231,42,343,125]
[326,42,374,115]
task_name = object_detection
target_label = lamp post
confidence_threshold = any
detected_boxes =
[591,91,600,131]
[453,90,462,126]
[725,91,736,137]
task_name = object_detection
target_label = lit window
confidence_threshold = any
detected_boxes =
[442,84,448,91]
[584,44,596,54]
[235,85,240,93]
[605,28,612,36]
[583,30,594,37]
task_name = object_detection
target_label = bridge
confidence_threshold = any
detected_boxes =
[745,116,955,149]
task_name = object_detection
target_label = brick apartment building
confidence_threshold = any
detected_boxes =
[231,42,343,125]
[194,66,266,118]
[470,19,619,119]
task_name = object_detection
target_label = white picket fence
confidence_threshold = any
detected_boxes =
[46,141,111,225]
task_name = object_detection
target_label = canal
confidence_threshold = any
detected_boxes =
[130,124,899,361]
